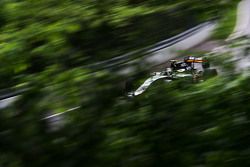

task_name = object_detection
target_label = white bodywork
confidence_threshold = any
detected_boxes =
[131,70,193,96]
[133,72,168,96]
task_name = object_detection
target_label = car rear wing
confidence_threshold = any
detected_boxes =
[184,57,207,63]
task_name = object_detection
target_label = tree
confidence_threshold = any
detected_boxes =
[1,0,249,166]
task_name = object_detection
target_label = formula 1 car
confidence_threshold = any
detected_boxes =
[127,56,217,97]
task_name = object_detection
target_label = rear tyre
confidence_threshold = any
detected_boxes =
[203,69,217,79]
[202,58,210,69]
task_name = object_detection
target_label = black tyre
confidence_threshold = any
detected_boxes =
[203,69,217,79]
[202,58,210,69]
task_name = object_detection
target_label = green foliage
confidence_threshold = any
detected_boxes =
[212,1,239,39]
[0,0,227,76]
[1,0,249,166]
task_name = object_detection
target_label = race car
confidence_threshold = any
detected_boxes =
[127,56,216,97]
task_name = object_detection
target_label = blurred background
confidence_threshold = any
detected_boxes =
[1,0,250,166]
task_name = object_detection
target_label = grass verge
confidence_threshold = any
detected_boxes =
[212,3,238,39]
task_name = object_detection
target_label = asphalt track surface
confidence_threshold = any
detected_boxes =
[213,0,250,71]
